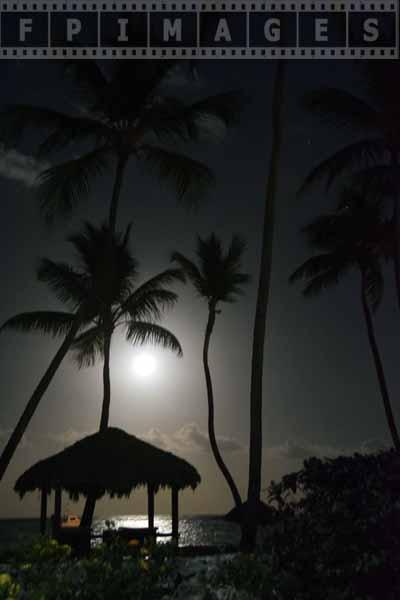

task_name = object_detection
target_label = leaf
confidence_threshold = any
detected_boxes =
[298,138,387,195]
[0,311,77,337]
[138,144,215,206]
[71,325,104,368]
[303,87,379,133]
[126,322,182,356]
[36,146,111,223]
[37,259,88,308]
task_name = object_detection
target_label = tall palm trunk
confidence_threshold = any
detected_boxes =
[0,315,82,481]
[391,196,400,311]
[390,152,400,312]
[80,317,112,528]
[203,305,242,511]
[81,155,126,528]
[108,154,128,233]
[241,61,286,551]
[360,268,400,451]
[99,326,112,432]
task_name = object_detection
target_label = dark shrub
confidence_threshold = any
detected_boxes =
[265,450,400,599]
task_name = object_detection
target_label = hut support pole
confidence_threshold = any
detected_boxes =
[53,486,62,534]
[171,487,179,544]
[148,484,155,530]
[40,488,47,535]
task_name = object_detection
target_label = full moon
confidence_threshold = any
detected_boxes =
[134,353,157,377]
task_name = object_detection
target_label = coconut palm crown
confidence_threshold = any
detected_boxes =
[290,188,399,450]
[2,222,184,372]
[172,233,250,310]
[0,61,245,228]
[290,188,389,306]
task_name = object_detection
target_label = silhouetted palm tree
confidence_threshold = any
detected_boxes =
[300,62,400,311]
[0,61,244,483]
[0,224,183,486]
[243,61,287,550]
[0,61,244,230]
[290,188,400,451]
[172,234,250,512]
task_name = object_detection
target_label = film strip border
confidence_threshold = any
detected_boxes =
[0,0,397,59]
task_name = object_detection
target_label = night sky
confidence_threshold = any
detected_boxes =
[0,59,397,519]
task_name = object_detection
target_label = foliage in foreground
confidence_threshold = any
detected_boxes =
[214,450,400,600]
[0,537,176,600]
[2,451,399,599]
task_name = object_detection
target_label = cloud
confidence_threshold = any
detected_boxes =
[142,423,245,455]
[266,438,389,462]
[359,438,388,454]
[48,429,94,447]
[0,145,48,187]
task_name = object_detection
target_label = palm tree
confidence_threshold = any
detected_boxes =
[172,234,250,513]
[0,224,184,489]
[0,61,244,231]
[242,60,287,550]
[290,188,400,451]
[0,61,244,483]
[300,62,400,311]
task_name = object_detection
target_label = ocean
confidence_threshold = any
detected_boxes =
[0,515,241,549]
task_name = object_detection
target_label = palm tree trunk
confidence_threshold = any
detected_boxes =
[241,61,286,552]
[203,307,242,511]
[391,195,400,312]
[80,320,112,528]
[108,154,128,233]
[80,154,125,528]
[99,328,112,432]
[360,268,400,451]
[0,316,82,482]
[390,152,400,311]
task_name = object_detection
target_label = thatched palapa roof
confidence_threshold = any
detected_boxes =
[15,427,201,499]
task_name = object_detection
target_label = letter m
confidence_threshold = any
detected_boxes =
[163,18,182,42]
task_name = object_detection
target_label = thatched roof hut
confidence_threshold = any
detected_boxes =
[15,427,200,499]
[15,428,201,542]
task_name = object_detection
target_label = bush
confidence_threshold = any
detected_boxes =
[0,536,176,599]
[214,450,400,600]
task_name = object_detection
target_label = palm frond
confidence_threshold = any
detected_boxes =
[37,117,108,158]
[71,325,104,368]
[138,144,215,205]
[117,268,184,319]
[298,138,387,195]
[289,253,349,286]
[0,311,77,337]
[170,251,205,295]
[173,234,249,304]
[118,289,179,323]
[224,272,251,302]
[147,90,246,143]
[0,104,85,147]
[303,87,379,133]
[302,266,348,297]
[126,322,182,356]
[224,235,248,270]
[37,259,88,307]
[185,90,247,141]
[99,60,178,122]
[351,165,400,201]
[36,146,111,223]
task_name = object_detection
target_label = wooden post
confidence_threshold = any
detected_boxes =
[171,487,179,544]
[40,488,47,535]
[53,486,62,534]
[148,484,155,530]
